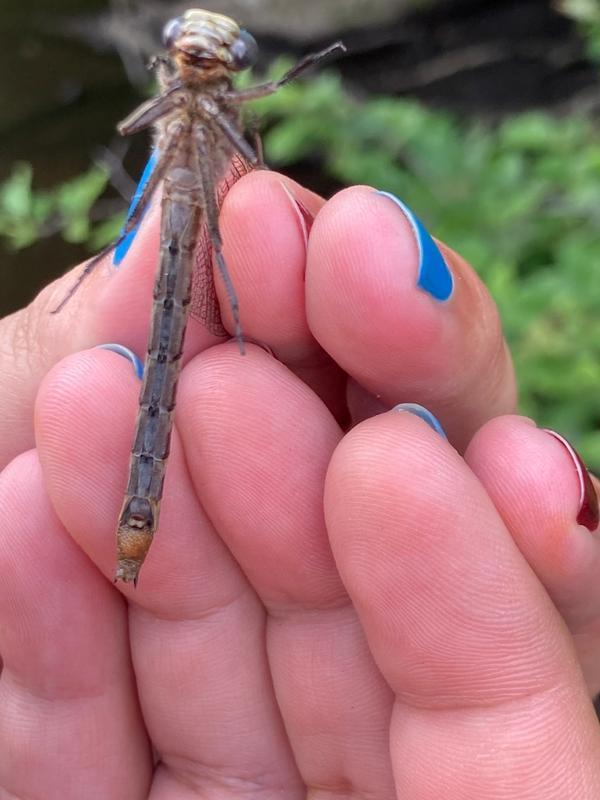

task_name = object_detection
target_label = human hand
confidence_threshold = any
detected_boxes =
[0,170,599,798]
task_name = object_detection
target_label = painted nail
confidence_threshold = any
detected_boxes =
[543,429,599,531]
[113,151,159,266]
[96,344,144,380]
[393,403,447,438]
[375,191,453,301]
[279,181,314,249]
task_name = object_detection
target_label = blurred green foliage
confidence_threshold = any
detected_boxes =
[560,0,600,62]
[0,161,114,250]
[1,63,599,468]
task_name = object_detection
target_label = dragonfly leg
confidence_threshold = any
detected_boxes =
[51,126,185,313]
[118,84,182,136]
[254,132,265,168]
[224,41,346,103]
[215,250,244,353]
[245,114,266,168]
[197,136,245,353]
[50,242,118,314]
[211,111,259,166]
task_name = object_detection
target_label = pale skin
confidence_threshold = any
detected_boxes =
[0,169,599,799]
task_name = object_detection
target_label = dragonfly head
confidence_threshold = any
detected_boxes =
[163,8,259,74]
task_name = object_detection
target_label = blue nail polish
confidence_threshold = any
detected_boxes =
[96,344,144,380]
[376,191,453,302]
[393,403,447,438]
[113,151,159,266]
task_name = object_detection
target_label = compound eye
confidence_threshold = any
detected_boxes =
[230,30,258,70]
[162,16,183,49]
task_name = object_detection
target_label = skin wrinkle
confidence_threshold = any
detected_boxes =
[1,668,114,706]
[0,314,40,461]
[129,581,256,625]
[155,754,300,798]
[305,784,385,800]
[394,671,579,717]
[265,595,354,620]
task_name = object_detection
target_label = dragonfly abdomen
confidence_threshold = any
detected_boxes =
[115,183,202,583]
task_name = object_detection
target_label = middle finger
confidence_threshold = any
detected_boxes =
[178,345,397,798]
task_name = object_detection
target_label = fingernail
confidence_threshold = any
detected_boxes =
[393,403,447,438]
[375,191,453,301]
[242,336,276,358]
[543,429,599,531]
[113,151,159,266]
[279,181,314,249]
[96,344,144,380]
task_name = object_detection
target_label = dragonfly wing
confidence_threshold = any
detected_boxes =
[191,153,256,336]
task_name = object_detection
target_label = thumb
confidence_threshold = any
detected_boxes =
[0,194,172,468]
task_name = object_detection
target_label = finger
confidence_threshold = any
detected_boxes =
[34,347,302,798]
[465,416,600,693]
[306,187,518,450]
[325,410,600,798]
[219,169,349,420]
[219,169,322,356]
[0,451,150,799]
[178,348,396,798]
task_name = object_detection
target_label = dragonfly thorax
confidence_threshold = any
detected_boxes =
[163,8,258,73]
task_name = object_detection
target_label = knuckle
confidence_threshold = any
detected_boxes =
[0,276,70,380]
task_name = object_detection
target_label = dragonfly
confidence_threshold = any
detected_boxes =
[54,8,345,585]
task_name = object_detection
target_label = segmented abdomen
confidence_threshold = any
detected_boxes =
[115,171,202,583]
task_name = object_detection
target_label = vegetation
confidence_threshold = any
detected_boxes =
[560,0,600,63]
[1,56,599,469]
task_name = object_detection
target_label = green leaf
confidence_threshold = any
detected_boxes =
[0,162,34,218]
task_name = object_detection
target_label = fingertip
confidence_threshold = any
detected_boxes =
[34,348,140,567]
[307,185,429,341]
[465,415,599,574]
[177,343,343,606]
[223,169,324,224]
[218,171,325,356]
[306,186,457,407]
[465,415,579,527]
[307,186,516,448]
[325,409,462,573]
[35,347,138,456]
